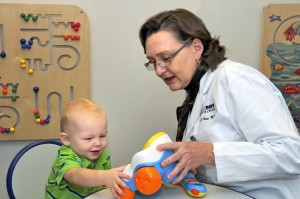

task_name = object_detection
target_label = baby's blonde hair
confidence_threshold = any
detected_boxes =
[60,98,105,133]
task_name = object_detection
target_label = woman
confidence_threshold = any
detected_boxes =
[139,8,300,199]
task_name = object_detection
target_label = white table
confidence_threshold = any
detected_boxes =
[85,183,253,199]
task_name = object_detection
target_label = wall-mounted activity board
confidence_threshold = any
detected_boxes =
[260,4,300,134]
[0,4,90,141]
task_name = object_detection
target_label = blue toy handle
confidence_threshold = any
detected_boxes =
[181,172,207,197]
[122,150,177,191]
[119,131,207,198]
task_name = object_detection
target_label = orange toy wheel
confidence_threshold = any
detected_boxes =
[119,186,135,199]
[134,167,162,195]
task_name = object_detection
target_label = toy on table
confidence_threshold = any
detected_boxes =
[120,132,207,199]
[181,172,206,197]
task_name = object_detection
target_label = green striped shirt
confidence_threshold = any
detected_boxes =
[45,145,111,199]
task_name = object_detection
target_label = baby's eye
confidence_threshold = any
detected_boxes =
[100,135,107,138]
[83,137,93,141]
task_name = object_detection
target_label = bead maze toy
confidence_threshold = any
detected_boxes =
[120,132,207,199]
[0,4,90,141]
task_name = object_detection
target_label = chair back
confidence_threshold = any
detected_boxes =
[6,140,62,199]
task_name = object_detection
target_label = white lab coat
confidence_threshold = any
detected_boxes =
[183,60,300,199]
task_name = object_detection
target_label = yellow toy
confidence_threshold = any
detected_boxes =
[120,132,207,199]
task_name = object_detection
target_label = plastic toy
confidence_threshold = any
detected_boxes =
[120,132,207,199]
[181,172,206,197]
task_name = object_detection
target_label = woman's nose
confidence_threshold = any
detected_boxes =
[155,64,167,76]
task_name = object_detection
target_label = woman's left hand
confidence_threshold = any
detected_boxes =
[156,141,214,184]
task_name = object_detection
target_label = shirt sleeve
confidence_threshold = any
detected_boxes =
[213,63,300,183]
[54,149,82,186]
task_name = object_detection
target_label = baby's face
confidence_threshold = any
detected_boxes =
[68,112,108,162]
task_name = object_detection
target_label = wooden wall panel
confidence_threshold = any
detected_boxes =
[0,3,90,141]
[260,4,300,133]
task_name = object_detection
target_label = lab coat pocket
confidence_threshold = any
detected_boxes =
[192,113,215,142]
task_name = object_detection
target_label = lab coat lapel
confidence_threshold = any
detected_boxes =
[184,69,215,140]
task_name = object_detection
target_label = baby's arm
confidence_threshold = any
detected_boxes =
[64,165,131,198]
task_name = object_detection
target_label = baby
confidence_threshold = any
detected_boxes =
[45,98,130,199]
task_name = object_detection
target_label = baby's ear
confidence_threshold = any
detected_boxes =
[60,132,70,146]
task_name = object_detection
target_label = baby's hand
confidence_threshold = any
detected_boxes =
[102,166,131,198]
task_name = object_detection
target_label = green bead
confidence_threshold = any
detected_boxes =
[12,87,17,93]
[20,13,26,18]
[11,96,17,101]
[24,16,30,21]
[32,16,38,21]
[35,114,40,118]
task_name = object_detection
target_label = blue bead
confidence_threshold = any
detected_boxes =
[33,86,39,92]
[45,119,50,124]
[26,44,31,49]
[28,40,33,45]
[5,128,10,133]
[21,44,26,49]
[20,38,26,44]
[0,51,6,58]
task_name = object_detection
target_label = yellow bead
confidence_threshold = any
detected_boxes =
[20,59,26,64]
[36,118,41,123]
[21,63,27,68]
[10,127,15,132]
[28,68,34,74]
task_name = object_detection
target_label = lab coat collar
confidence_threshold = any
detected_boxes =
[184,60,227,140]
[184,69,214,140]
[200,59,229,95]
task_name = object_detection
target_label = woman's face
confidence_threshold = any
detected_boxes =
[145,30,202,91]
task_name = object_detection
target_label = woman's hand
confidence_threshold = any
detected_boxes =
[156,141,214,184]
[102,166,131,198]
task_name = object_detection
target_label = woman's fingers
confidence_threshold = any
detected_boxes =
[157,142,179,151]
[172,167,189,184]
[164,158,186,181]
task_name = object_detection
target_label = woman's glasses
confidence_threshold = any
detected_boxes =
[144,41,190,71]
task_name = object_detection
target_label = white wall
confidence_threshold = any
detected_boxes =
[1,0,300,198]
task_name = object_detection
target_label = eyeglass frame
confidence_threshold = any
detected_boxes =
[144,40,191,71]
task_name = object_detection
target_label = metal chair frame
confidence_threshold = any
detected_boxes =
[6,140,62,199]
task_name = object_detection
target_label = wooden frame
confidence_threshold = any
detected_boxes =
[260,4,300,133]
[0,3,90,141]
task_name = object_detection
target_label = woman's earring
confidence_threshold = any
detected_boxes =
[196,59,200,65]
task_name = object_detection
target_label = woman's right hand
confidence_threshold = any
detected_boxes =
[156,141,215,184]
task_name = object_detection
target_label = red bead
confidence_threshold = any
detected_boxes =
[74,26,79,32]
[191,189,199,195]
[188,178,197,182]
[75,35,80,40]
[40,119,45,124]
[76,22,80,27]
[2,86,7,94]
[63,34,69,40]
[70,35,76,40]
[71,22,76,28]
[1,127,5,133]
[33,109,39,114]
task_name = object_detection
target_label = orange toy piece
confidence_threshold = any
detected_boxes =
[134,167,162,195]
[120,187,135,199]
[119,132,179,199]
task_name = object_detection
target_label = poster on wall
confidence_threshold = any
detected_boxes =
[260,4,300,133]
[0,4,90,141]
